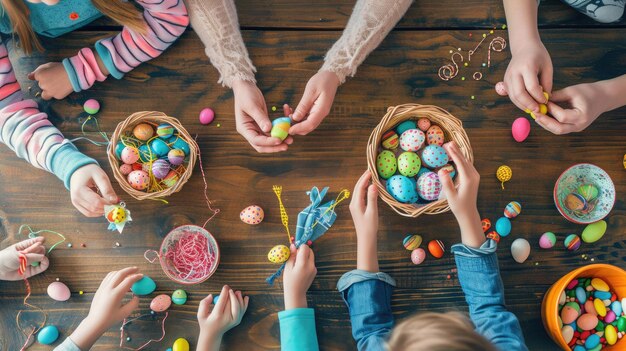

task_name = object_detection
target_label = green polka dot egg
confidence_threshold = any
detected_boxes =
[376,150,397,179]
[397,152,421,177]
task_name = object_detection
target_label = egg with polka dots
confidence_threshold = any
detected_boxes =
[240,205,264,225]
[397,152,421,177]
[426,125,445,146]
[386,175,419,203]
[421,145,449,169]
[268,245,290,264]
[417,171,442,201]
[376,150,397,179]
[127,170,150,190]
[399,129,425,152]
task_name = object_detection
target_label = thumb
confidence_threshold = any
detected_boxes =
[366,184,378,210]
[549,88,570,103]
[120,296,139,319]
[292,89,316,122]
[27,72,35,80]
[248,106,271,133]
[438,169,456,200]
[93,171,118,204]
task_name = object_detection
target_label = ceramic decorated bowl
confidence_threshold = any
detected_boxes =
[554,163,615,224]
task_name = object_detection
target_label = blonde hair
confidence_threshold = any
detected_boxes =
[387,312,498,351]
[1,0,146,54]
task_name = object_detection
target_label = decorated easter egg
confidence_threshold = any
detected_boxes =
[396,120,417,135]
[510,238,530,263]
[403,234,422,250]
[131,276,156,295]
[127,170,150,190]
[162,170,179,188]
[577,184,599,201]
[427,240,445,259]
[157,123,175,139]
[172,289,187,305]
[120,163,133,176]
[171,137,190,155]
[582,220,607,243]
[381,130,399,150]
[539,232,557,249]
[240,205,264,225]
[133,123,154,141]
[426,125,445,146]
[173,338,190,351]
[397,152,421,177]
[115,141,126,160]
[486,231,500,243]
[399,129,425,152]
[168,149,185,166]
[437,164,456,179]
[150,294,172,312]
[271,117,291,141]
[37,325,59,345]
[151,159,171,179]
[417,118,431,132]
[417,171,442,201]
[564,193,587,212]
[83,99,100,114]
[504,201,522,219]
[511,117,531,142]
[495,217,511,237]
[268,244,290,263]
[386,175,418,203]
[564,234,581,251]
[411,248,426,265]
[138,144,157,163]
[150,138,170,157]
[47,281,70,301]
[199,108,215,125]
[121,146,140,165]
[376,150,397,179]
[481,219,491,233]
[420,145,448,169]
[495,81,507,96]
[106,206,126,224]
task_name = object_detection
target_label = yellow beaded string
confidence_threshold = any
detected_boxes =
[273,186,291,241]
[310,189,351,229]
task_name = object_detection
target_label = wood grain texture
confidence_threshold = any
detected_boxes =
[0,23,624,351]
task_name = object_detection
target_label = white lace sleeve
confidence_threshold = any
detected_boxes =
[321,0,413,84]
[185,0,256,88]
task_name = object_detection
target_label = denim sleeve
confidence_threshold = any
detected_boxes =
[278,308,319,351]
[452,240,528,351]
[337,269,396,351]
[53,338,81,351]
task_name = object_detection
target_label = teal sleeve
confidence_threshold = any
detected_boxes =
[49,142,98,189]
[94,40,124,79]
[278,308,319,351]
[62,58,82,92]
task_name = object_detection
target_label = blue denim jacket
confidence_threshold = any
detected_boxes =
[337,240,528,351]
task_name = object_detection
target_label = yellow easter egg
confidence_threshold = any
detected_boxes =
[268,245,290,264]
[106,206,126,224]
[172,338,189,351]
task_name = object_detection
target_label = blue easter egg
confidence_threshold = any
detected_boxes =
[495,217,511,237]
[156,123,175,139]
[386,175,418,204]
[575,287,586,304]
[594,290,612,300]
[213,294,220,305]
[115,141,125,160]
[138,144,157,163]
[150,138,171,157]
[37,325,59,345]
[416,167,430,178]
[171,137,190,155]
[611,301,622,316]
[421,145,449,168]
[573,346,586,351]
[131,276,156,296]
[396,120,417,136]
[585,334,600,349]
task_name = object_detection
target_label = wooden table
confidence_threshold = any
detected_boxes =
[0,1,624,349]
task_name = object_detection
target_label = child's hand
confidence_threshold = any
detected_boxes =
[289,71,340,136]
[28,62,74,100]
[232,80,292,153]
[283,244,317,310]
[349,170,378,243]
[69,164,118,217]
[503,41,553,113]
[0,237,49,281]
[197,285,249,351]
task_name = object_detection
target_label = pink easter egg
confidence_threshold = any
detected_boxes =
[399,129,425,152]
[121,146,140,165]
[83,99,100,114]
[127,170,150,190]
[119,164,133,176]
[199,108,215,125]
[411,248,426,265]
[150,294,172,312]
[417,118,431,132]
[47,281,71,302]
[495,81,507,96]
[426,125,445,146]
[512,117,531,142]
[240,205,264,225]
[417,171,442,201]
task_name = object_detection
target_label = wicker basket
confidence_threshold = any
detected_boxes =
[108,111,198,201]
[366,104,473,217]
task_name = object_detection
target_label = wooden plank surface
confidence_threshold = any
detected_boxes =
[0,23,625,351]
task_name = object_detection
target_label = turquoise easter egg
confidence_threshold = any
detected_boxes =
[172,289,187,305]
[37,325,59,345]
[396,120,417,135]
[376,150,397,179]
[115,141,125,160]
[386,175,418,203]
[420,144,448,168]
[397,152,421,177]
[171,137,190,155]
[495,217,511,237]
[150,138,171,157]
[581,220,607,243]
[138,144,157,163]
[213,294,220,305]
[416,167,429,178]
[131,276,156,295]
[156,123,175,139]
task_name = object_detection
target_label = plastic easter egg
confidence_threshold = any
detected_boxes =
[115,141,126,160]
[396,120,417,135]
[606,310,617,323]
[403,234,422,250]
[420,145,448,169]
[417,118,431,132]
[150,138,171,157]
[511,117,531,142]
[539,232,556,249]
[240,205,264,225]
[427,240,445,259]
[611,300,622,316]
[411,248,426,265]
[585,334,600,349]
[156,123,175,139]
[213,295,220,305]
[561,325,574,344]
[416,166,429,178]
[127,170,150,190]
[417,171,442,201]
[486,231,500,243]
[397,152,421,177]
[168,149,185,166]
[268,244,290,263]
[606,324,617,345]
[47,281,70,301]
[151,159,171,179]
[171,137,190,155]
[131,276,156,295]
[495,217,511,237]
[504,201,522,219]
[381,130,399,150]
[199,108,215,125]
[564,234,581,251]
[120,163,133,176]
[162,170,179,188]
[564,193,587,212]
[173,338,190,351]
[437,164,456,179]
[376,150,397,179]
[594,298,607,317]
[510,238,530,263]
[481,219,491,233]
[618,316,626,332]
[582,220,607,243]
[577,184,599,201]
[150,294,172,312]
[121,146,140,165]
[83,99,100,114]
[426,125,445,146]
[133,123,154,141]
[37,325,59,345]
[495,81,507,96]
[172,289,187,305]
[138,144,157,163]
[106,206,126,224]
[386,175,418,203]
[271,117,291,141]
[399,129,425,152]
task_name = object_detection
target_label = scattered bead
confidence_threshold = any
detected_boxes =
[217,123,221,128]
[67,243,72,248]
[482,33,487,38]
[449,50,453,54]
[489,30,494,34]
[271,106,277,112]
[461,77,466,81]
[457,48,461,51]
[471,95,475,100]
[463,62,468,67]
[126,337,131,342]
[482,63,487,67]
[115,242,121,247]
[56,278,59,281]
[79,291,84,295]
[81,243,86,247]
[502,24,507,29]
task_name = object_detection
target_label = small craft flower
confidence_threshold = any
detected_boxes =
[69,12,79,20]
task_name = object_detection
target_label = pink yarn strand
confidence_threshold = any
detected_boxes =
[194,135,220,229]
[120,312,169,351]
[164,231,216,281]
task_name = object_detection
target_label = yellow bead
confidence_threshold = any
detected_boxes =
[539,103,548,115]
[543,91,549,102]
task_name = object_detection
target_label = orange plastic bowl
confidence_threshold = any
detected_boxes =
[541,264,626,350]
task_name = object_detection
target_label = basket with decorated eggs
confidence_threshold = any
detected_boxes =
[107,111,198,200]
[366,104,473,217]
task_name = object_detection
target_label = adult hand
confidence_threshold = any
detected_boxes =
[70,164,119,217]
[503,40,552,113]
[283,244,316,310]
[0,237,49,281]
[28,62,73,100]
[289,71,340,136]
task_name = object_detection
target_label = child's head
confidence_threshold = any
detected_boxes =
[387,311,498,351]
[1,0,146,54]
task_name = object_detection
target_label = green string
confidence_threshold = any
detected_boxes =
[71,115,110,146]
[19,224,67,255]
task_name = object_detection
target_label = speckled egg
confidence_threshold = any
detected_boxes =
[417,171,442,201]
[376,150,397,179]
[397,152,421,177]
[396,120,417,135]
[510,238,530,263]
[417,118,431,132]
[564,193,588,212]
[151,159,171,179]
[564,234,581,251]
[150,138,171,157]
[240,205,264,225]
[481,219,491,233]
[539,232,557,249]
[121,146,140,165]
[403,234,422,250]
[37,325,59,345]
[47,281,70,301]
[168,149,185,166]
[504,201,522,219]
[420,145,448,169]
[381,130,399,150]
[495,217,512,237]
[156,123,175,139]
[577,184,599,202]
[150,294,172,312]
[486,231,500,243]
[172,289,187,305]
[120,163,133,176]
[426,125,445,146]
[437,164,456,179]
[138,144,157,163]
[127,170,150,190]
[173,338,190,351]
[162,170,179,188]
[268,244,290,263]
[386,175,418,203]
[411,248,426,265]
[106,206,126,224]
[133,123,154,141]
[399,129,425,152]
[427,240,445,259]
[131,276,156,295]
[495,81,507,96]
